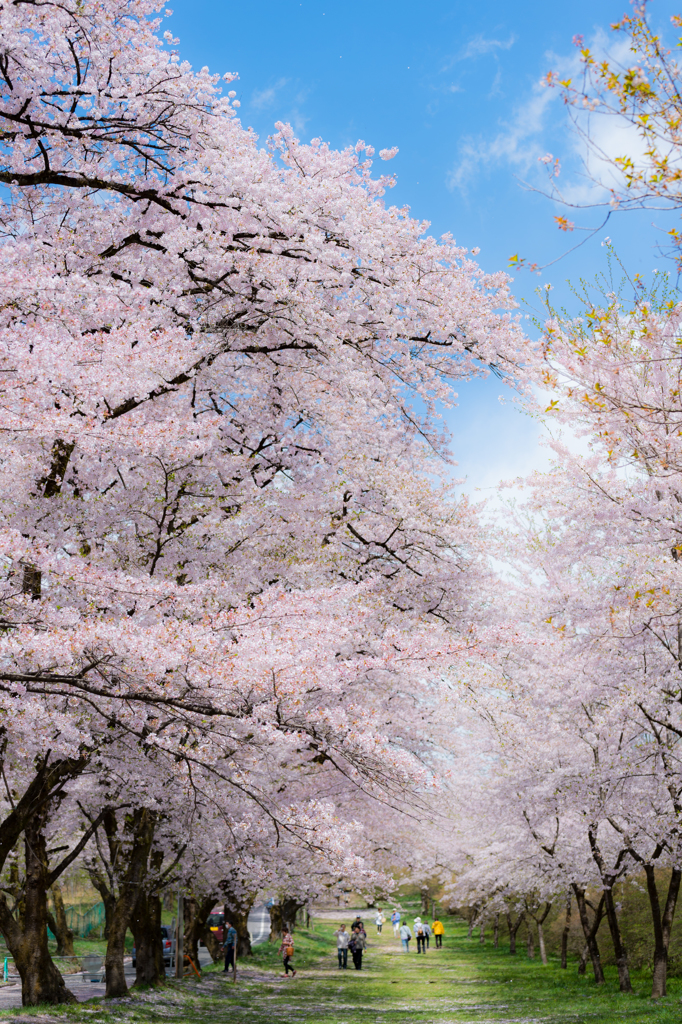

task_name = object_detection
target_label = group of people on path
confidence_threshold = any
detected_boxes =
[252,906,447,981]
[333,909,446,971]
[335,917,367,970]
[395,914,444,953]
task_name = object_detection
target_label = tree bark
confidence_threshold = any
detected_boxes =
[644,863,681,999]
[527,902,551,965]
[87,863,117,940]
[131,886,165,987]
[49,884,75,956]
[526,921,535,959]
[269,902,283,941]
[0,815,76,1005]
[269,897,302,940]
[201,923,222,962]
[505,911,524,954]
[493,913,499,948]
[104,808,155,999]
[587,830,632,992]
[571,884,605,985]
[223,891,255,957]
[184,894,216,969]
[537,921,547,964]
[602,884,632,992]
[479,919,485,944]
[561,893,571,969]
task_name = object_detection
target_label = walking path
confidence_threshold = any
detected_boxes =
[1,912,678,1021]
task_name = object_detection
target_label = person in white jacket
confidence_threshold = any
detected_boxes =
[334,924,350,969]
[375,909,385,934]
[399,923,412,952]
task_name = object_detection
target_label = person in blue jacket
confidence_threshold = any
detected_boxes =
[222,920,237,972]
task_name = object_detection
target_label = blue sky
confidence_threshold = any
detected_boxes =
[166,0,679,496]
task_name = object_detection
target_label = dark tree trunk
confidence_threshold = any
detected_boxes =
[602,884,632,992]
[87,864,117,940]
[644,864,681,999]
[505,911,524,954]
[269,902,283,941]
[49,884,75,956]
[104,808,155,999]
[578,944,588,975]
[587,830,631,992]
[270,897,302,940]
[0,815,75,1005]
[184,894,215,969]
[493,913,499,948]
[479,919,485,944]
[561,893,571,969]
[131,886,165,987]
[526,921,535,959]
[571,884,605,985]
[223,891,255,957]
[420,887,429,914]
[201,924,222,962]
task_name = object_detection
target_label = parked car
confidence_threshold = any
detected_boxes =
[206,907,225,944]
[131,925,175,968]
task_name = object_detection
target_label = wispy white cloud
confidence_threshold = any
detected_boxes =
[460,33,516,61]
[447,83,555,192]
[250,78,288,110]
[447,30,643,198]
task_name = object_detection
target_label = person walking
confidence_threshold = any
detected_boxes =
[375,908,385,934]
[391,909,401,937]
[335,924,350,969]
[432,918,445,948]
[279,930,297,977]
[350,915,364,934]
[423,921,432,949]
[415,918,427,954]
[222,919,237,973]
[349,926,366,970]
[399,922,412,952]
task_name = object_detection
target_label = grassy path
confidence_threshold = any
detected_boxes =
[10,916,682,1022]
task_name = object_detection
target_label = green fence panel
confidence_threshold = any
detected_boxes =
[65,902,105,937]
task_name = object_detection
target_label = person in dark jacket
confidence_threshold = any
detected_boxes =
[349,926,366,970]
[222,921,237,972]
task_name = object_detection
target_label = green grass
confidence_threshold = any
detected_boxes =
[7,909,682,1022]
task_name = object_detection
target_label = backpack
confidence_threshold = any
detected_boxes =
[417,925,424,936]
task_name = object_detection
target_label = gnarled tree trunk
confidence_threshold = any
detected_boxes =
[104,808,155,999]
[0,815,75,1005]
[131,886,164,987]
[269,897,302,941]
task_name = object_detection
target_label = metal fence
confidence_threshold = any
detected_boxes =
[64,902,106,938]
